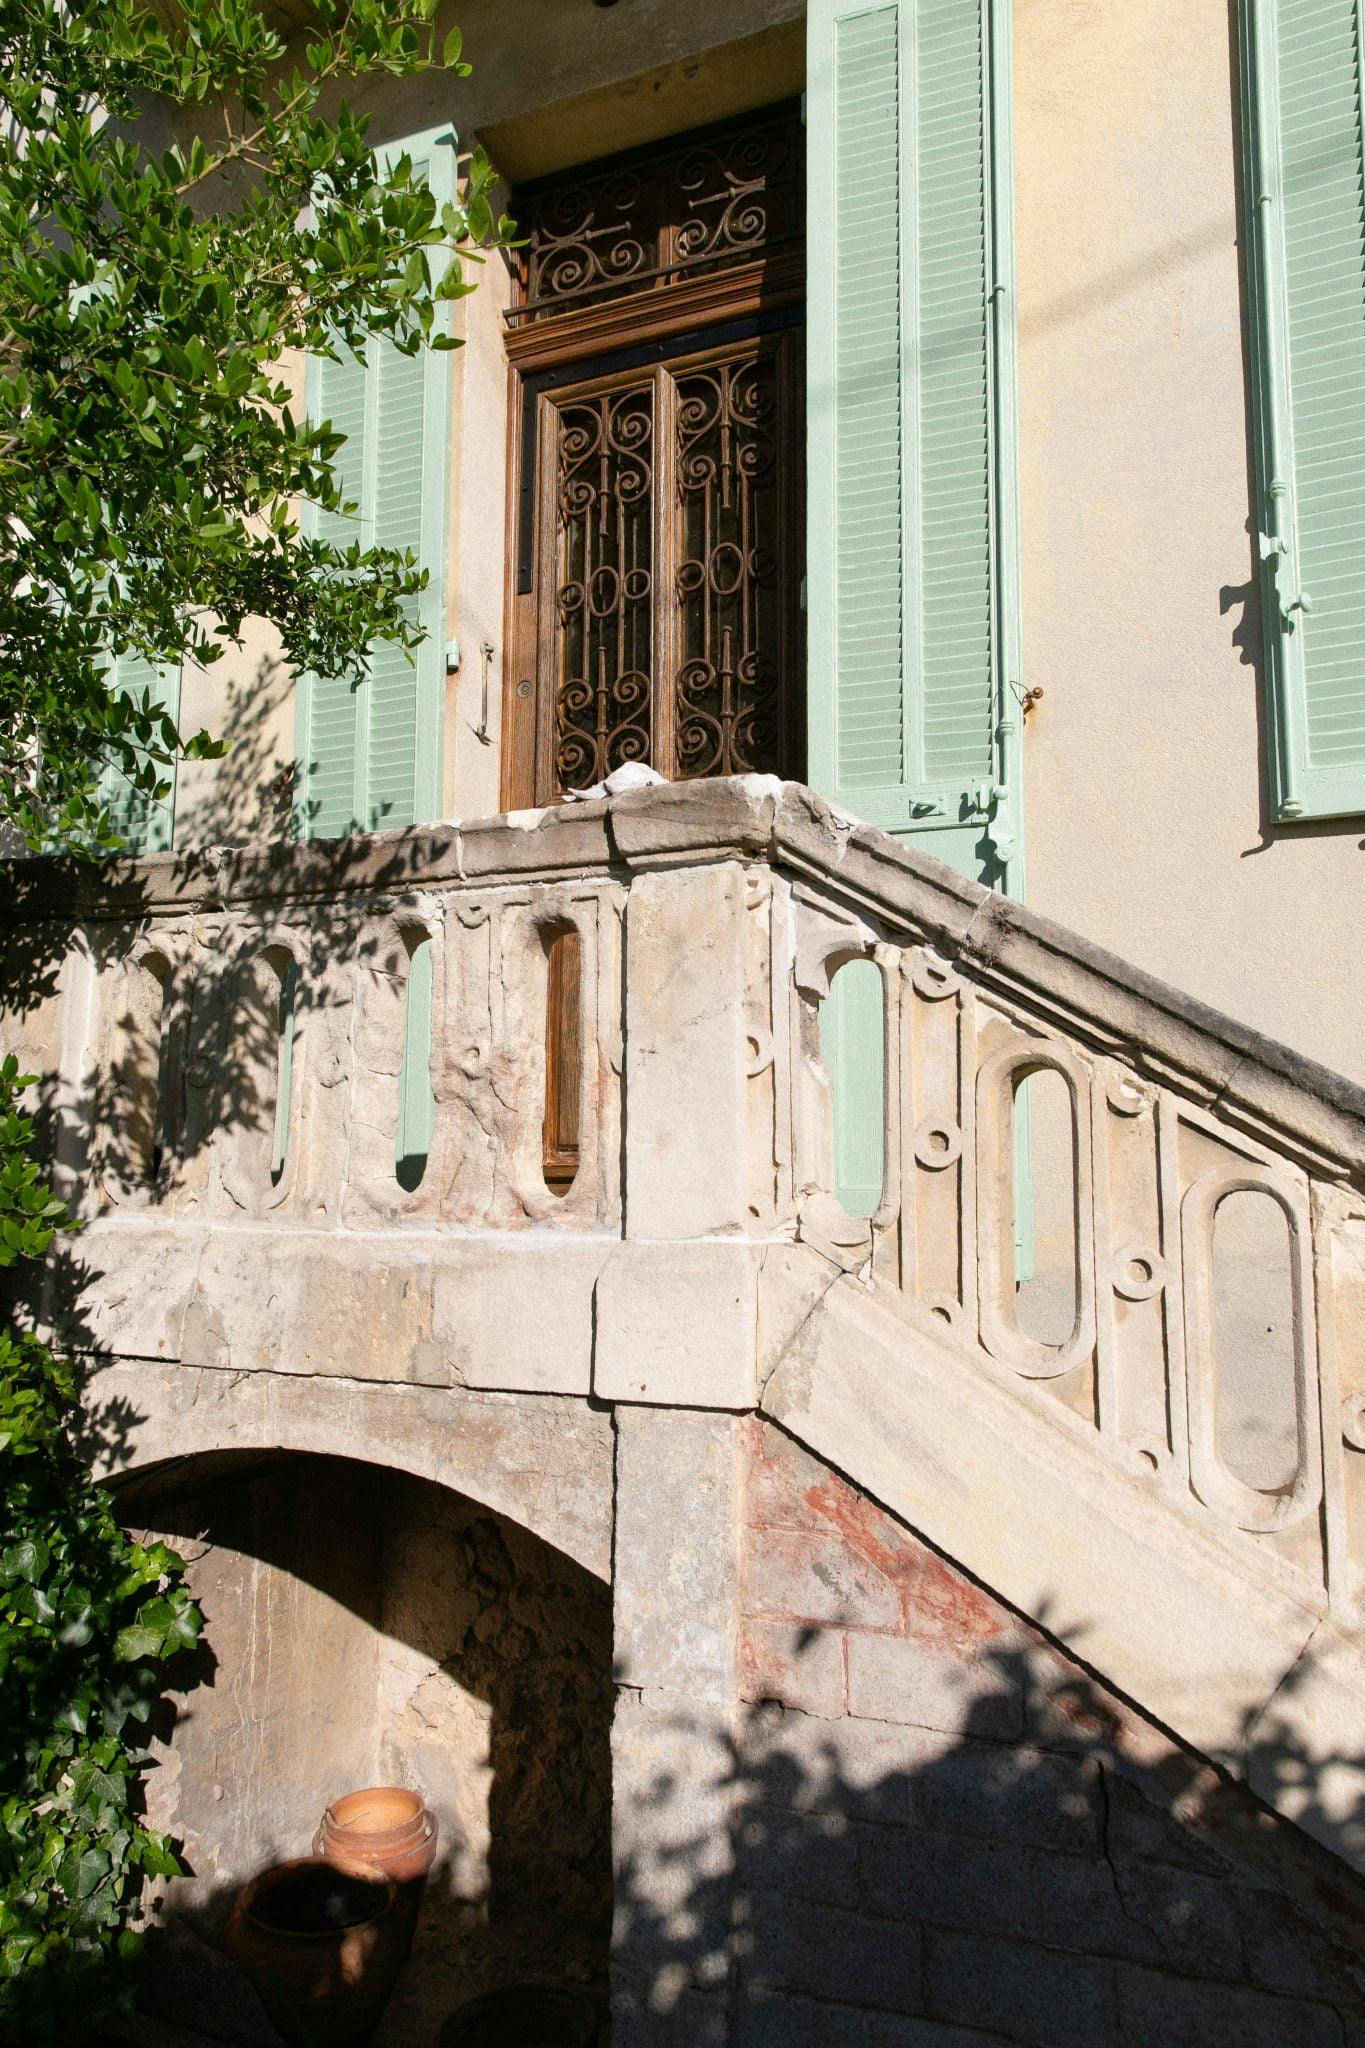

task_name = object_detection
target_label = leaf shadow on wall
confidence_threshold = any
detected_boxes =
[609,1620,1365,2047]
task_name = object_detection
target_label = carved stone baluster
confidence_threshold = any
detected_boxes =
[899,948,975,1338]
[441,899,495,1226]
[341,908,411,1227]
[975,1033,1098,1389]
[1182,1159,1320,1539]
[1091,1064,1174,1472]
[215,925,308,1221]
[1316,1184,1365,1617]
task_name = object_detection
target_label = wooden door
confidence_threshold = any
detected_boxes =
[528,332,803,796]
[502,104,806,808]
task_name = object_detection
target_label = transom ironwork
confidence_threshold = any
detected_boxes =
[509,103,804,328]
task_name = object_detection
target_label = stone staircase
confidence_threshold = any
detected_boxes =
[7,774,1365,1886]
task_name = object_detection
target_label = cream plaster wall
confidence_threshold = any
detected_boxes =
[1014,0,1364,1082]
[171,0,1361,1085]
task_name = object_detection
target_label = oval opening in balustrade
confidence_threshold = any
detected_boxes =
[1211,1188,1299,1496]
[1011,1067,1079,1348]
[395,932,436,1193]
[542,924,582,1198]
[119,949,171,1187]
[821,956,885,1222]
[265,949,300,1188]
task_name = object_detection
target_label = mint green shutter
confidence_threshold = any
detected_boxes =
[297,128,452,1179]
[297,125,456,840]
[807,0,1022,888]
[305,340,370,838]
[808,0,1023,1219]
[1242,0,1365,820]
[100,652,181,853]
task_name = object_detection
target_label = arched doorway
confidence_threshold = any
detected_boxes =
[112,1449,614,2045]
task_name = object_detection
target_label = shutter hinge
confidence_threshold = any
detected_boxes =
[1259,532,1311,626]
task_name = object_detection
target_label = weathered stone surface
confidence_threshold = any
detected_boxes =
[755,1240,839,1386]
[429,1237,606,1393]
[621,861,752,1240]
[611,1693,738,2037]
[845,1631,1025,1741]
[72,1221,611,1394]
[1113,1965,1344,2048]
[738,1617,846,1720]
[924,1930,1117,2047]
[737,1890,923,2015]
[747,1524,901,1630]
[763,1275,1324,1806]
[84,1361,615,1579]
[595,1243,759,1408]
[613,1407,742,1703]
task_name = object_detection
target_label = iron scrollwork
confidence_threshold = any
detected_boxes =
[553,387,655,790]
[514,105,803,325]
[674,350,784,777]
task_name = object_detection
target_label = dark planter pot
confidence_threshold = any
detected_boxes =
[222,1856,405,2048]
[439,1983,601,2048]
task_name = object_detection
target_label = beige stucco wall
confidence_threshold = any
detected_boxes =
[172,0,1361,1083]
[1014,0,1364,1082]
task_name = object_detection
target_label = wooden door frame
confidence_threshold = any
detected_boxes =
[500,289,805,810]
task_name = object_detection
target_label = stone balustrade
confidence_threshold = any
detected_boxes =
[5,772,1365,1656]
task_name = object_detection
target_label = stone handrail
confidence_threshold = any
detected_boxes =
[767,785,1365,1635]
[4,774,1364,1618]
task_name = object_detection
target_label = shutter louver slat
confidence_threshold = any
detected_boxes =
[831,4,907,793]
[916,0,997,790]
[365,336,427,831]
[809,0,1020,881]
[100,652,180,853]
[297,131,454,841]
[305,340,369,838]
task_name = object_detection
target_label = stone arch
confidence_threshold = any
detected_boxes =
[95,1383,617,2042]
[83,1359,614,1581]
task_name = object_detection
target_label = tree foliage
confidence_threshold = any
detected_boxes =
[0,1056,201,2038]
[0,2,507,2032]
[0,0,509,850]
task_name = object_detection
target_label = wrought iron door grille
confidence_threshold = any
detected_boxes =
[505,103,805,807]
[536,334,802,792]
[509,103,804,328]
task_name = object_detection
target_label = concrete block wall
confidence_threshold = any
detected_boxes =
[732,1419,1365,2047]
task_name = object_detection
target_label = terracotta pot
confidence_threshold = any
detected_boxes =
[222,1856,404,2048]
[438,1983,601,2048]
[315,1786,438,1887]
[315,1785,438,1953]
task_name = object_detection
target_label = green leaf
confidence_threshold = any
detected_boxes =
[111,1624,161,1664]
